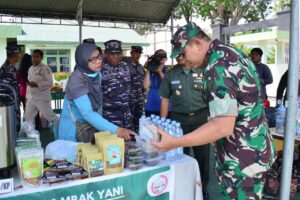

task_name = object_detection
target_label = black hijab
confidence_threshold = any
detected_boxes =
[66,43,103,112]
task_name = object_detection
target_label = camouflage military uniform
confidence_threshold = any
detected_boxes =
[202,39,276,199]
[0,60,21,132]
[102,59,134,130]
[129,61,146,132]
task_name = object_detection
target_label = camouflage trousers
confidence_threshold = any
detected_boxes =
[130,100,144,133]
[103,107,134,131]
[219,171,267,200]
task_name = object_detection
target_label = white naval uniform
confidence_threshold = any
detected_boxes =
[25,63,59,124]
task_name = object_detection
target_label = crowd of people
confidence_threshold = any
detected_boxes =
[1,21,294,199]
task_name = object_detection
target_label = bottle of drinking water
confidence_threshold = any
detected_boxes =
[175,123,184,159]
[166,119,171,124]
[139,115,146,134]
[171,120,177,126]
[150,114,155,120]
[161,117,166,123]
[276,100,286,135]
[165,124,176,162]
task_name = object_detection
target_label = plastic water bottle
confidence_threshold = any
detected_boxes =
[161,117,166,123]
[171,120,177,125]
[166,119,171,124]
[150,114,155,120]
[157,119,163,128]
[155,116,160,121]
[175,123,184,159]
[165,125,176,162]
[276,100,286,135]
[296,98,300,136]
[139,115,146,134]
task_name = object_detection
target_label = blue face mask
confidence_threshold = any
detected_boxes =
[85,72,102,81]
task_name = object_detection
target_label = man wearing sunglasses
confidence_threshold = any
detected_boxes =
[101,40,134,131]
[153,22,276,199]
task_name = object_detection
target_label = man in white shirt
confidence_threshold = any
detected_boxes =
[25,49,59,125]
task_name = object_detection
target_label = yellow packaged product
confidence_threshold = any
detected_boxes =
[96,134,118,151]
[84,153,104,177]
[102,137,125,175]
[76,143,94,165]
[81,146,100,167]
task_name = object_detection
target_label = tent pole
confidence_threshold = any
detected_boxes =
[171,12,174,66]
[279,0,299,199]
[77,0,84,44]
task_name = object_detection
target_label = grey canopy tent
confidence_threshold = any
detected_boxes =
[0,0,179,42]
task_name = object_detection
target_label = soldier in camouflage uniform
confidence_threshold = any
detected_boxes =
[128,46,146,133]
[102,40,134,131]
[153,22,276,200]
[0,45,21,133]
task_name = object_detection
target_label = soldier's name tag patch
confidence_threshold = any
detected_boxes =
[194,79,202,83]
[171,80,180,84]
[192,73,198,77]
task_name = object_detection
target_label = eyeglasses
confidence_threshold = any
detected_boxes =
[88,55,103,64]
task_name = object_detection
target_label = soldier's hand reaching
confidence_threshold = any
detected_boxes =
[27,81,38,87]
[116,128,136,140]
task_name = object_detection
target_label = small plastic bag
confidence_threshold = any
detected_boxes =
[21,121,40,139]
[45,140,78,163]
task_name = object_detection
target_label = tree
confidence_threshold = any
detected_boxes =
[273,0,291,11]
[232,43,252,56]
[173,0,198,23]
[174,0,273,26]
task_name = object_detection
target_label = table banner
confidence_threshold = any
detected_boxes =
[3,166,171,200]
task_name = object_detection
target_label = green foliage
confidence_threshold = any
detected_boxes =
[267,46,276,64]
[174,0,273,26]
[232,43,252,57]
[273,0,291,11]
[173,0,198,22]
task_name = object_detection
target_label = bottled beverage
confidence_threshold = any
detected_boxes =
[171,120,177,125]
[165,124,176,162]
[139,115,146,135]
[166,119,171,124]
[276,100,286,135]
[161,117,166,122]
[155,116,160,121]
[175,123,184,159]
[150,114,155,120]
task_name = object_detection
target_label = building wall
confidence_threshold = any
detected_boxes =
[0,38,7,65]
[24,44,77,72]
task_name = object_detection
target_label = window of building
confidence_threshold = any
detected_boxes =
[31,49,71,72]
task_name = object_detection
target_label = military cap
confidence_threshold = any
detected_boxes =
[170,22,202,58]
[104,40,122,53]
[6,45,21,54]
[131,46,143,53]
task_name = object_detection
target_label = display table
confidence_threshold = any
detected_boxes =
[0,155,202,200]
[270,128,300,142]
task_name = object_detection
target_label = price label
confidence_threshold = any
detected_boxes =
[0,178,13,195]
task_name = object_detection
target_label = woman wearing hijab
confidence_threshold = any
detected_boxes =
[59,41,134,142]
